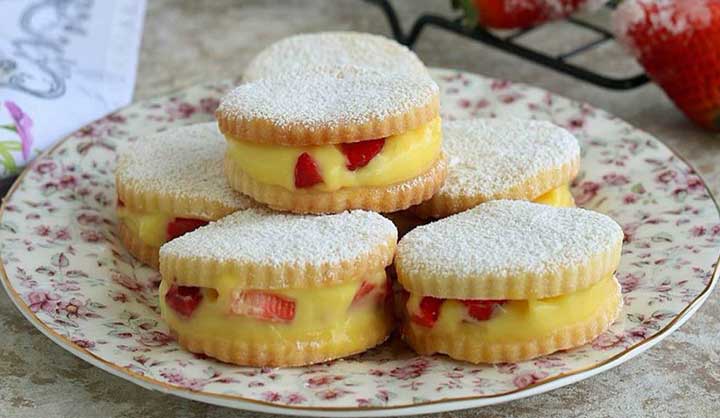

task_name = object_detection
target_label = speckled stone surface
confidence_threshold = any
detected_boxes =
[1,1,719,417]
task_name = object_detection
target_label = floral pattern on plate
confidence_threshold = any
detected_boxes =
[0,69,718,416]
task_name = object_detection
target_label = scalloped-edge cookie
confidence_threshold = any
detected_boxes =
[158,208,397,367]
[115,123,259,268]
[243,31,429,82]
[411,118,580,219]
[217,66,445,214]
[395,200,623,363]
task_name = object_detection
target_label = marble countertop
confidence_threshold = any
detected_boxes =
[2,1,718,417]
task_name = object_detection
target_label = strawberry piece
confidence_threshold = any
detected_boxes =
[613,0,720,131]
[411,296,444,327]
[230,290,295,323]
[340,138,386,171]
[461,299,506,321]
[351,280,376,305]
[456,0,598,30]
[166,218,209,241]
[165,284,203,318]
[294,152,324,188]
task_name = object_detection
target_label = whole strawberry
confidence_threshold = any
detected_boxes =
[613,0,720,131]
[454,0,606,29]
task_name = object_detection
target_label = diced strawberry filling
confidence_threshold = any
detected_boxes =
[410,296,506,328]
[166,218,209,241]
[230,290,296,323]
[411,296,443,327]
[165,284,203,318]
[351,280,376,305]
[340,138,386,171]
[461,299,507,321]
[294,152,323,188]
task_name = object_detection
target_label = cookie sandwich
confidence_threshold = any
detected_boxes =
[217,67,447,213]
[396,200,623,363]
[115,123,257,268]
[243,31,429,82]
[158,208,397,367]
[412,118,580,219]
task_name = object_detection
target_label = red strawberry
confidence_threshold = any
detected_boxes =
[294,152,323,188]
[166,218,209,241]
[340,138,386,171]
[351,280,376,305]
[165,284,203,317]
[461,299,506,321]
[411,296,444,327]
[455,0,602,30]
[230,290,295,322]
[613,0,720,130]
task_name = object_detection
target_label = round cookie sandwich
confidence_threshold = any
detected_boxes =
[217,66,447,214]
[115,123,258,268]
[412,118,581,219]
[396,200,624,364]
[243,31,429,82]
[158,208,397,367]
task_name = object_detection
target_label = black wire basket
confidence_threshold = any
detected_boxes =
[365,0,649,90]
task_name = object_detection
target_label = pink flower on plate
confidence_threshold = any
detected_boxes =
[27,291,60,312]
[57,298,99,320]
[573,181,601,206]
[306,374,343,388]
[4,101,33,161]
[602,173,630,186]
[512,371,549,389]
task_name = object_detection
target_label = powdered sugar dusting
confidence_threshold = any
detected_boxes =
[243,31,428,82]
[436,118,579,200]
[613,0,713,54]
[219,66,438,131]
[160,208,397,269]
[116,123,256,211]
[399,200,623,280]
[505,0,606,18]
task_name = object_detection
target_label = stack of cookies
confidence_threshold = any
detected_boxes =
[115,31,624,367]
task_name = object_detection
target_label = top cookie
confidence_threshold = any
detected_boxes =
[412,118,580,218]
[217,66,440,146]
[115,123,257,219]
[396,200,623,300]
[160,208,398,289]
[243,31,429,82]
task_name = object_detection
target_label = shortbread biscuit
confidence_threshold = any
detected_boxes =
[411,118,580,219]
[115,123,258,268]
[396,200,623,364]
[243,31,429,82]
[158,208,397,367]
[217,67,445,214]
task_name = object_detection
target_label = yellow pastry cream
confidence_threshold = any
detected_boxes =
[403,274,618,345]
[117,203,208,248]
[534,184,575,207]
[159,269,391,348]
[225,117,442,192]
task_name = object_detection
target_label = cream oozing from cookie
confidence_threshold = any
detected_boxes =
[218,67,442,192]
[243,31,429,82]
[159,268,391,347]
[413,118,580,218]
[402,274,620,344]
[115,123,257,250]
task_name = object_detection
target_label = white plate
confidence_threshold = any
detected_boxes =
[1,68,718,417]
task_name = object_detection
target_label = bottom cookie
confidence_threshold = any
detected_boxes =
[401,276,622,364]
[118,222,159,268]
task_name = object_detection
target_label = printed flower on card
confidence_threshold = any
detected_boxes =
[3,100,34,161]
